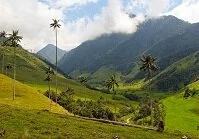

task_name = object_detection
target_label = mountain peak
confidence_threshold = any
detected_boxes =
[37,44,66,64]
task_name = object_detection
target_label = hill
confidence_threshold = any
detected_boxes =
[37,44,66,64]
[152,51,199,91]
[0,46,135,114]
[0,74,67,114]
[164,93,199,136]
[58,16,191,88]
[0,104,184,139]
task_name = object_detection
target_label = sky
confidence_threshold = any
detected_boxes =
[0,0,199,52]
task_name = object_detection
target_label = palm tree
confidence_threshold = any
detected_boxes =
[79,76,88,85]
[7,30,22,100]
[140,55,158,90]
[106,74,119,116]
[50,19,61,104]
[140,55,158,126]
[5,64,12,76]
[79,76,88,101]
[44,67,54,111]
[0,31,7,74]
[106,74,119,94]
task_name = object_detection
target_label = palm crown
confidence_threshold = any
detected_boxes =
[0,31,7,38]
[8,30,22,47]
[50,19,61,29]
[44,67,54,82]
[106,74,119,93]
[140,55,158,78]
[79,76,88,85]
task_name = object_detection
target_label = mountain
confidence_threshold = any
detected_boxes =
[59,33,131,73]
[58,16,192,87]
[37,44,66,64]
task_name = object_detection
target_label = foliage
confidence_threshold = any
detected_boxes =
[44,89,115,120]
[153,102,166,129]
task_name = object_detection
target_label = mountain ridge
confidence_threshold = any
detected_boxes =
[37,44,66,64]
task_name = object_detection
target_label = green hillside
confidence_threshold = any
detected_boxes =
[0,47,111,100]
[0,74,67,114]
[164,93,199,135]
[152,51,199,91]
[0,47,135,114]
[0,105,184,139]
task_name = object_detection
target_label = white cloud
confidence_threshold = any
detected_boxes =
[0,0,145,52]
[166,0,199,23]
[2,0,198,52]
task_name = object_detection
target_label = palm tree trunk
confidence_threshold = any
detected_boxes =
[2,51,4,74]
[6,67,7,76]
[48,81,50,99]
[13,47,16,100]
[55,27,58,105]
[48,81,52,112]
[112,85,117,120]
[148,69,153,126]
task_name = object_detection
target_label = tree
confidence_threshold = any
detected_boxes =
[140,55,158,90]
[78,76,88,101]
[44,67,54,111]
[140,55,158,126]
[50,19,61,104]
[7,30,22,100]
[5,64,12,76]
[79,76,88,85]
[106,74,119,117]
[0,31,7,74]
[105,74,119,94]
[153,101,165,132]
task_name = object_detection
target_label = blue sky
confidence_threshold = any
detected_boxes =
[39,0,183,23]
[61,0,183,22]
[64,0,108,22]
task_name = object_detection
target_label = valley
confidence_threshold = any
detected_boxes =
[0,14,199,138]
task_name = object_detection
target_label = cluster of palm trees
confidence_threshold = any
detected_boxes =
[0,30,22,100]
[0,19,61,105]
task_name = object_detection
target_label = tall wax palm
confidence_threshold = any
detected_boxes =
[106,74,119,116]
[50,19,61,104]
[7,30,22,100]
[106,74,119,94]
[140,55,158,90]
[44,67,55,111]
[140,55,158,126]
[0,31,7,74]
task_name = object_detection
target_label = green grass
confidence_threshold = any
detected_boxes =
[163,92,199,135]
[0,104,184,139]
[0,74,67,114]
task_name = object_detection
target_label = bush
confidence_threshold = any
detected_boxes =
[44,89,114,120]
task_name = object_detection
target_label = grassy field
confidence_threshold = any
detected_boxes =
[0,74,67,114]
[163,91,199,136]
[0,104,185,139]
